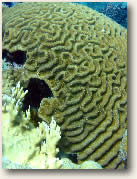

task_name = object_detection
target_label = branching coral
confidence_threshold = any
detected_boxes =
[2,82,62,169]
[2,81,102,169]
[2,81,30,130]
[40,118,62,169]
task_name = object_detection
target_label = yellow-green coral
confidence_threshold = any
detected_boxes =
[2,2,127,169]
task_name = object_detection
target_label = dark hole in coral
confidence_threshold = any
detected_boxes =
[57,150,78,164]
[68,153,78,164]
[23,78,53,111]
[2,50,26,65]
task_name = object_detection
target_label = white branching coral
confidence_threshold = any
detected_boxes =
[2,81,62,169]
[2,81,31,130]
[3,81,28,109]
[2,81,102,169]
[40,117,62,169]
[27,119,62,169]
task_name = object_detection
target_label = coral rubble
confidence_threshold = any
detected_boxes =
[2,2,127,169]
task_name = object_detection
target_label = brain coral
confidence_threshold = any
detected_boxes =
[2,2,127,169]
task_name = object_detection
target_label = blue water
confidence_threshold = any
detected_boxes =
[2,2,127,28]
[73,2,127,28]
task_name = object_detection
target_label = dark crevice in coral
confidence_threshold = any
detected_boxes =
[57,150,78,164]
[22,78,54,127]
[23,78,53,111]
[68,153,78,164]
[2,50,27,66]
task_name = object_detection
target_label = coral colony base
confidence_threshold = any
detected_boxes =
[2,2,127,169]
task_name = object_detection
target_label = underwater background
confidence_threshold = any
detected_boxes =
[2,2,127,28]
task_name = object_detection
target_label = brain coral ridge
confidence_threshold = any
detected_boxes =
[2,2,127,169]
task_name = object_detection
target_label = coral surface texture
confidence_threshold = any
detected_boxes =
[2,2,127,169]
